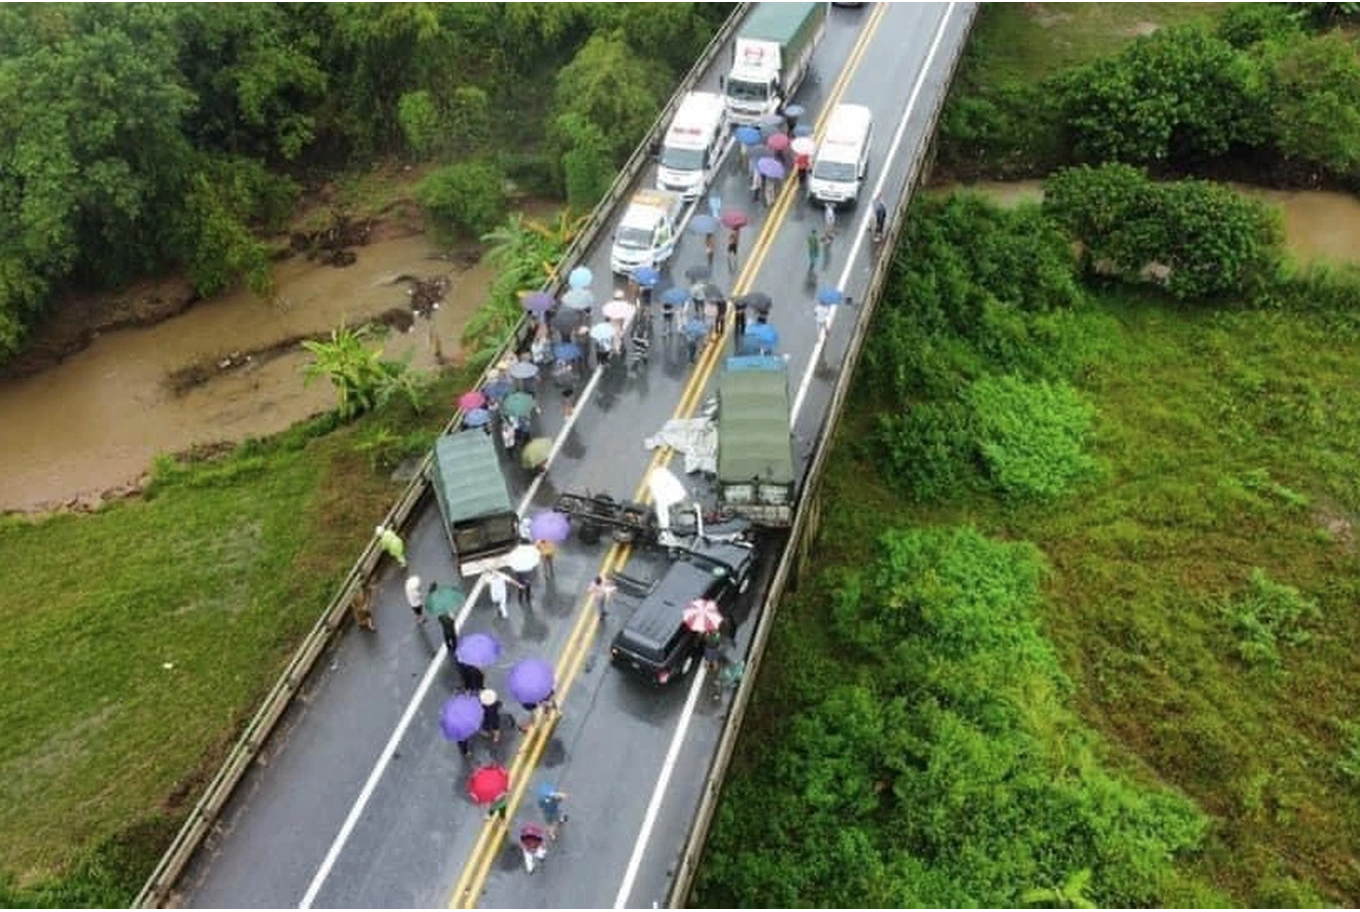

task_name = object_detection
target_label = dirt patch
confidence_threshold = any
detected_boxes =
[1025,3,1073,28]
[1314,505,1356,552]
[1124,20,1160,37]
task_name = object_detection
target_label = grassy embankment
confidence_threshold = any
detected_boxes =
[0,363,476,905]
[701,4,1360,907]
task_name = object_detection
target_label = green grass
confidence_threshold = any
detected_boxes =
[727,290,1360,906]
[970,2,1227,85]
[0,368,474,901]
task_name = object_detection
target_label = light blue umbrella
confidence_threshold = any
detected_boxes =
[816,287,845,306]
[568,266,593,290]
[631,266,661,287]
[793,123,814,138]
[463,407,492,427]
[660,287,690,307]
[735,126,761,146]
[562,288,594,312]
[741,322,778,353]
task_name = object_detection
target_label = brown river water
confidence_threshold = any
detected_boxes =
[0,234,493,513]
[1,185,1358,513]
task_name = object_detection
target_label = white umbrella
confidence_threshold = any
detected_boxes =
[589,321,616,344]
[602,298,636,322]
[683,598,723,633]
[504,543,542,573]
[791,136,816,157]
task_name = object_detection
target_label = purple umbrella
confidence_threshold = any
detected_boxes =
[523,291,555,314]
[440,693,484,742]
[456,632,502,668]
[529,510,571,543]
[757,156,785,180]
[506,657,555,705]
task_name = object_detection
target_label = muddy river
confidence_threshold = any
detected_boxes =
[0,233,494,513]
[2,185,1358,514]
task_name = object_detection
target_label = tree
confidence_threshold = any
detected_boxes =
[1023,868,1097,909]
[552,31,672,164]
[1262,31,1360,176]
[397,89,443,160]
[301,323,424,420]
[417,159,507,239]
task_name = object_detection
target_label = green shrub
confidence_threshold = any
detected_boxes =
[1217,4,1302,49]
[1261,31,1360,177]
[396,89,442,160]
[416,159,507,239]
[970,374,1097,503]
[1221,567,1321,671]
[447,86,492,157]
[874,399,980,503]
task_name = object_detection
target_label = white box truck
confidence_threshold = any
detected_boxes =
[656,91,729,201]
[722,2,828,126]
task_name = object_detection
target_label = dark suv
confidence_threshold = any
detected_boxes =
[610,536,757,685]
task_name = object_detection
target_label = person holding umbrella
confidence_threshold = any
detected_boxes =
[732,295,748,351]
[427,581,464,653]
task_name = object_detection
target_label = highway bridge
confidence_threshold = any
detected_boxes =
[143,3,977,907]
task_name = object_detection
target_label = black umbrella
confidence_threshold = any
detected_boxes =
[552,309,583,337]
[684,263,711,283]
[737,292,772,312]
[700,282,725,301]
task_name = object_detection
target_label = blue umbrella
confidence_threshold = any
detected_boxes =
[757,156,786,180]
[793,123,814,138]
[522,291,554,314]
[506,657,555,706]
[741,322,779,352]
[482,378,513,401]
[735,125,761,146]
[507,360,539,380]
[758,113,785,132]
[683,317,709,341]
[568,266,593,290]
[783,103,806,119]
[688,213,719,236]
[463,407,492,427]
[816,287,845,306]
[441,693,484,742]
[660,287,689,307]
[553,342,582,362]
[631,266,661,288]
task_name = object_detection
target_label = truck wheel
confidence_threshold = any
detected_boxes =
[579,520,602,545]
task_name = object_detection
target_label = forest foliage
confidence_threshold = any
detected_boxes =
[0,3,732,365]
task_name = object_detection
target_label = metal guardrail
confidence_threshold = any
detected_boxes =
[132,6,750,908]
[665,5,980,906]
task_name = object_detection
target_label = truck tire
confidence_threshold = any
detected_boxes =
[579,520,603,545]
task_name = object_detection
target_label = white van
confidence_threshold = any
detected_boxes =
[808,103,873,207]
[610,189,685,275]
[657,91,728,201]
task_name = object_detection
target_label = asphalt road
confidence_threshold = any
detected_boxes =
[175,3,973,908]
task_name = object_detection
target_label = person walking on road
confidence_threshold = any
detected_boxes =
[726,229,740,273]
[732,297,748,351]
[806,228,820,274]
[704,231,715,266]
[404,572,426,624]
[457,661,485,693]
[535,539,556,580]
[513,568,534,608]
[814,302,834,344]
[537,783,570,839]
[873,193,888,239]
[589,574,617,620]
[823,202,837,239]
[480,688,505,745]
[519,823,550,874]
[486,569,521,619]
[376,524,407,567]
[352,581,377,632]
[437,612,458,655]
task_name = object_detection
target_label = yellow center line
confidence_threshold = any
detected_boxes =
[448,6,889,905]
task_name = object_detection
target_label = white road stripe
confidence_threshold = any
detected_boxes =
[612,5,957,909]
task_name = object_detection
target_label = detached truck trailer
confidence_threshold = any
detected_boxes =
[716,355,795,527]
[722,2,828,126]
[429,430,520,577]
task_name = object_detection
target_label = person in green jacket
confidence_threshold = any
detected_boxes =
[375,524,407,567]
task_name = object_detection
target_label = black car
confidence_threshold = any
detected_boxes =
[609,536,757,685]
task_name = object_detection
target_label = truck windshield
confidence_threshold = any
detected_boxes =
[661,146,705,172]
[726,79,768,104]
[813,159,857,182]
[616,225,653,249]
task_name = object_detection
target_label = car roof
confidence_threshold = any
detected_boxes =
[618,560,719,655]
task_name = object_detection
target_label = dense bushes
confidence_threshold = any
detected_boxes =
[697,527,1207,908]
[416,159,508,240]
[1044,163,1285,300]
[938,7,1360,185]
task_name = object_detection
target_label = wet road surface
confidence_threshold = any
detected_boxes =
[176,3,974,908]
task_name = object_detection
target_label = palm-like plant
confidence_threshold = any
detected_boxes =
[301,322,425,420]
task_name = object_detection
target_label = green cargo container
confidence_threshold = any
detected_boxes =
[429,431,520,576]
[716,355,795,527]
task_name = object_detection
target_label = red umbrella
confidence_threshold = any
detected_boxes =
[683,598,723,634]
[720,210,749,230]
[766,132,790,152]
[457,390,486,411]
[467,763,510,804]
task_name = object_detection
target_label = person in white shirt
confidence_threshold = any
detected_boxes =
[404,572,425,624]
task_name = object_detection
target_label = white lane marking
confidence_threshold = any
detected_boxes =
[792,3,957,422]
[612,665,709,909]
[611,5,958,909]
[299,133,735,912]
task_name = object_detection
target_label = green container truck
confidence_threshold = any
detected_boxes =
[723,1,828,126]
[716,355,796,527]
[428,430,520,577]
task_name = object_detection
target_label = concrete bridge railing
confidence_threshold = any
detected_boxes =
[133,6,750,906]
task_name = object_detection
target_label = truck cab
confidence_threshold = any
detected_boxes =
[657,91,728,201]
[610,189,683,275]
[610,531,758,686]
[808,103,873,207]
[428,430,520,577]
[716,355,795,527]
[723,2,827,126]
